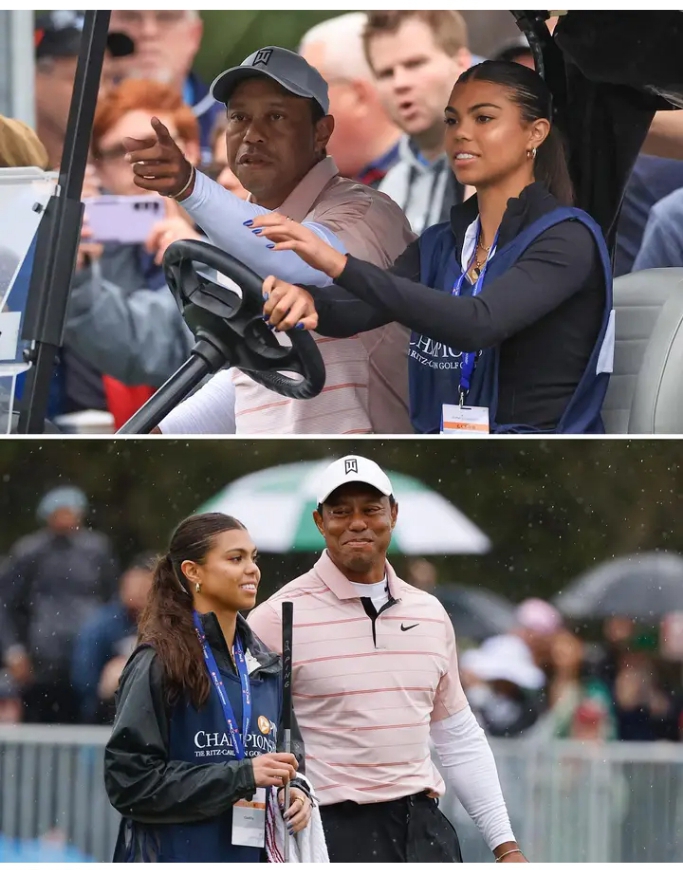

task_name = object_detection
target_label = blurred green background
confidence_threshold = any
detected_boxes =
[1,439,680,606]
[192,10,520,81]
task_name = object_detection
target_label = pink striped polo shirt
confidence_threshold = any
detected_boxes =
[233,157,415,434]
[247,551,467,805]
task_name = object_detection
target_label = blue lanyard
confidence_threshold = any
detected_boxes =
[193,611,251,760]
[451,227,499,403]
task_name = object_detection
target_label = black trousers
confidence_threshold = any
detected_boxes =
[320,792,463,863]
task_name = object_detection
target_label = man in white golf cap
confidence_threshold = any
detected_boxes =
[124,46,414,436]
[248,455,526,863]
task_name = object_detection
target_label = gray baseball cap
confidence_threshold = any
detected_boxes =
[211,46,329,115]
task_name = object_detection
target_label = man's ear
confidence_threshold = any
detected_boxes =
[315,114,335,155]
[313,509,325,537]
[390,500,399,529]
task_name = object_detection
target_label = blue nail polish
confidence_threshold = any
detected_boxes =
[295,322,305,330]
[252,228,262,235]
[262,292,269,300]
[243,220,253,226]
[266,244,275,249]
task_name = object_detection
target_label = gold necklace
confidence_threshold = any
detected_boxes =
[468,239,491,281]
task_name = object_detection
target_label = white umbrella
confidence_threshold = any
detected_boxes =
[198,460,490,555]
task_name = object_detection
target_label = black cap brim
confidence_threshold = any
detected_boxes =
[35,29,134,60]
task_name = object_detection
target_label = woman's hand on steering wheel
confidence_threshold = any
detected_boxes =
[248,213,347,279]
[262,276,319,332]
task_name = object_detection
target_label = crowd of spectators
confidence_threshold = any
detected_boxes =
[1,494,682,742]
[2,11,681,434]
[458,597,683,744]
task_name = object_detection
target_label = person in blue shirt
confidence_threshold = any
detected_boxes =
[108,11,221,163]
[71,553,155,724]
[104,512,312,863]
[249,60,614,435]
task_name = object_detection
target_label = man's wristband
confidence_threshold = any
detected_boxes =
[495,848,523,862]
[168,164,196,201]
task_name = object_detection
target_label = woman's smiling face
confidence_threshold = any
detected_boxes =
[182,528,261,613]
[444,78,549,189]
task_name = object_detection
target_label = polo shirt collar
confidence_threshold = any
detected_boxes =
[314,549,401,601]
[246,156,340,222]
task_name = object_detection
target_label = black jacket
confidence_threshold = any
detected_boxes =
[308,182,605,429]
[0,528,119,678]
[104,612,307,834]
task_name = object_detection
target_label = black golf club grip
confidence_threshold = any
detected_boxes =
[282,601,293,731]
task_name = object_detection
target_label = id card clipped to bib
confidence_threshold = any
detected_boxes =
[441,403,490,434]
[232,788,267,848]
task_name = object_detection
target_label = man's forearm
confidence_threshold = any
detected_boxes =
[642,110,683,160]
[179,171,345,286]
[430,707,516,853]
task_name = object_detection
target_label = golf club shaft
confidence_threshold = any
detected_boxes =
[282,602,293,861]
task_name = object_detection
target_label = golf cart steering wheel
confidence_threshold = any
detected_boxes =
[165,238,326,400]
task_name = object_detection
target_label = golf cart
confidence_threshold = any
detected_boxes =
[5,11,683,434]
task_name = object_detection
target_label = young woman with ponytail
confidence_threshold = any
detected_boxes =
[248,61,614,435]
[104,512,314,862]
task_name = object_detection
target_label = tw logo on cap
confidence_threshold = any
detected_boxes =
[252,48,273,67]
[344,459,359,475]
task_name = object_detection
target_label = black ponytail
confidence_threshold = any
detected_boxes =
[458,60,574,206]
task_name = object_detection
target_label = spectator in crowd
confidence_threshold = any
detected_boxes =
[492,36,533,69]
[596,615,637,689]
[250,61,614,435]
[0,670,22,724]
[642,110,683,162]
[71,553,154,724]
[108,10,222,163]
[34,11,133,169]
[299,13,402,187]
[531,629,615,740]
[0,115,49,170]
[614,156,683,276]
[363,11,473,234]
[460,634,545,737]
[514,597,563,677]
[249,455,525,863]
[612,643,681,742]
[0,486,118,723]
[630,184,683,272]
[404,556,438,591]
[202,113,249,199]
[133,47,415,435]
[62,79,200,424]
[34,11,86,169]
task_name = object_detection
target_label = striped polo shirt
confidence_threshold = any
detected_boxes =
[232,157,415,435]
[247,551,467,806]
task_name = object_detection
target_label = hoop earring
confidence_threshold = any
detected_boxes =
[528,147,537,159]
[194,582,201,593]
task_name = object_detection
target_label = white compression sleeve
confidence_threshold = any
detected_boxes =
[181,170,346,286]
[430,706,515,852]
[158,370,236,435]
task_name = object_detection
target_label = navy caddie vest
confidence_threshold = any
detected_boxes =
[413,207,614,434]
[119,648,282,863]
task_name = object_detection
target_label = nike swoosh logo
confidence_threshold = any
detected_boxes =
[400,623,419,632]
